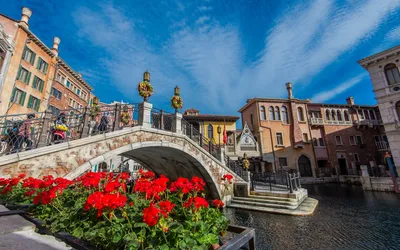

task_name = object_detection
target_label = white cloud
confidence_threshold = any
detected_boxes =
[387,26,400,42]
[311,73,368,103]
[195,16,211,25]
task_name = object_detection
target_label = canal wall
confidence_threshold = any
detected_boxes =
[361,177,400,192]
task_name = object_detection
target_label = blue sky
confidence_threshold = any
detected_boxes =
[3,0,400,116]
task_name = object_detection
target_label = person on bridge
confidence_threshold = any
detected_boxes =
[51,113,69,144]
[11,113,35,153]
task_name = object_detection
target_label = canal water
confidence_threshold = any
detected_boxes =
[224,183,400,250]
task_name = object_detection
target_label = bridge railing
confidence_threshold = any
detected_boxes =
[150,108,174,132]
[0,103,140,155]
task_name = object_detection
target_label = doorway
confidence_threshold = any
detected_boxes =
[338,158,348,175]
[298,155,313,177]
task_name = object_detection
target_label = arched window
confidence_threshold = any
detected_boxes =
[325,110,330,120]
[269,106,275,120]
[281,106,289,124]
[275,106,281,120]
[344,111,350,121]
[260,106,266,120]
[337,110,342,121]
[331,110,336,120]
[297,107,304,121]
[369,110,375,120]
[385,63,400,85]
[208,124,214,139]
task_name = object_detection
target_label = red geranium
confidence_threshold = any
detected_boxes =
[143,203,160,226]
[212,199,224,209]
[170,177,193,194]
[159,200,175,218]
[138,169,155,179]
[191,176,206,193]
[222,174,233,181]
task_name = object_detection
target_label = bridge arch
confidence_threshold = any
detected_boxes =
[65,141,223,200]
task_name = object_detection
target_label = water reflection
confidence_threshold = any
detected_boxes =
[224,183,400,250]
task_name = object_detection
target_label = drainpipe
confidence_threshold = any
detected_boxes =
[259,125,276,173]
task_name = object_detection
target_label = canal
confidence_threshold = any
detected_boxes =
[224,183,400,250]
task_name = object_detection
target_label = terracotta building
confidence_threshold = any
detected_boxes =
[239,83,388,177]
[358,44,400,176]
[0,7,94,116]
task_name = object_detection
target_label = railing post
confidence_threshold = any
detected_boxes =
[80,107,90,138]
[297,172,301,188]
[38,110,52,147]
[200,133,203,147]
[112,103,121,131]
[160,110,164,130]
[138,102,152,128]
[172,112,182,134]
[208,140,212,154]
[189,124,193,139]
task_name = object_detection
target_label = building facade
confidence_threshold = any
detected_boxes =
[358,44,400,176]
[0,7,94,117]
[239,83,388,177]
[0,22,15,97]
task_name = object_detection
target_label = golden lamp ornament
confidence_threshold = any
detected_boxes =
[171,85,183,112]
[242,153,250,170]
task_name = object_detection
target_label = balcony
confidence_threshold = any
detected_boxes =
[310,118,324,126]
[375,141,390,151]
[326,120,352,125]
[355,119,382,128]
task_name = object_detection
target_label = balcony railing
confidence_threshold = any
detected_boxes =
[375,141,390,151]
[310,118,324,125]
[355,119,382,126]
[326,120,352,125]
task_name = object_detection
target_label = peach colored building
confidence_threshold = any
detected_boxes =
[239,83,388,177]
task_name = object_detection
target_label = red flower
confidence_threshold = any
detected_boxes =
[143,203,160,226]
[117,172,130,180]
[134,175,169,200]
[24,190,36,197]
[191,176,206,193]
[222,174,233,181]
[138,169,155,179]
[129,201,134,206]
[170,177,193,194]
[84,191,127,216]
[22,177,43,189]
[18,173,26,179]
[193,197,209,209]
[159,200,175,218]
[183,197,193,208]
[105,180,121,193]
[212,199,224,208]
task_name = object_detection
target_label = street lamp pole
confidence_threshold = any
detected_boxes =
[217,125,221,147]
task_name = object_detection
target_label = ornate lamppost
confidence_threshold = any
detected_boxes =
[217,125,222,147]
[138,70,154,102]
[171,85,183,113]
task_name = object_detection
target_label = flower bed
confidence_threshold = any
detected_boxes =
[0,171,229,249]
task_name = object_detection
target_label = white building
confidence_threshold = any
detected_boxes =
[358,44,400,175]
[0,23,15,100]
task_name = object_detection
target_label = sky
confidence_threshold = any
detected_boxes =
[2,0,400,117]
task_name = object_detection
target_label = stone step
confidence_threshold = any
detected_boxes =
[227,197,319,216]
[232,196,298,206]
[230,199,298,210]
[247,194,298,202]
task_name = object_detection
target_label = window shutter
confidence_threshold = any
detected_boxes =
[27,95,33,108]
[35,99,40,111]
[26,72,31,85]
[23,47,27,59]
[10,88,16,103]
[37,57,41,70]
[16,66,22,80]
[20,92,26,106]
[30,52,36,65]
[39,80,44,92]
[44,62,48,74]
[32,76,37,88]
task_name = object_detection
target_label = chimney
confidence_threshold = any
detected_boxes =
[51,37,61,56]
[346,96,355,106]
[20,7,32,28]
[286,82,293,99]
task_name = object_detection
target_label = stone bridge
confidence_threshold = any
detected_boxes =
[0,102,245,202]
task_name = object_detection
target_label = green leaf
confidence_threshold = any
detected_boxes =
[112,232,122,243]
[73,227,83,238]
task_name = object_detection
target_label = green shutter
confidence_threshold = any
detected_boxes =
[44,62,48,74]
[26,72,31,85]
[30,52,36,65]
[32,76,37,88]
[22,47,27,60]
[20,92,26,106]
[16,66,22,80]
[10,88,16,103]
[27,95,33,108]
[39,79,44,92]
[35,99,40,111]
[36,57,41,70]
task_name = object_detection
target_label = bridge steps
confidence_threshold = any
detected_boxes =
[231,196,299,208]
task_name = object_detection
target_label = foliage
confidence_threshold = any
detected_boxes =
[138,81,154,100]
[171,95,183,110]
[121,112,130,125]
[0,170,228,249]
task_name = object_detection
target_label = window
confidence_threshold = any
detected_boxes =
[250,114,254,125]
[364,110,370,120]
[356,135,363,145]
[335,136,342,145]
[77,89,81,95]
[354,153,360,162]
[16,66,31,84]
[49,105,60,116]
[313,138,318,146]
[32,76,45,92]
[275,106,281,120]
[349,136,356,145]
[337,110,342,121]
[297,107,304,121]
[10,88,26,106]
[66,80,71,88]
[56,73,66,84]
[22,46,36,65]
[325,110,330,120]
[27,95,40,111]
[82,91,87,101]
[281,106,289,124]
[208,124,214,139]
[89,99,93,106]
[269,106,275,120]
[278,157,288,167]
[369,110,375,120]
[36,57,48,74]
[318,138,325,147]
[358,110,364,119]
[260,106,266,120]
[331,110,336,120]
[384,63,400,85]
[276,132,283,145]
[344,111,350,121]
[303,133,309,142]
[51,87,62,100]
